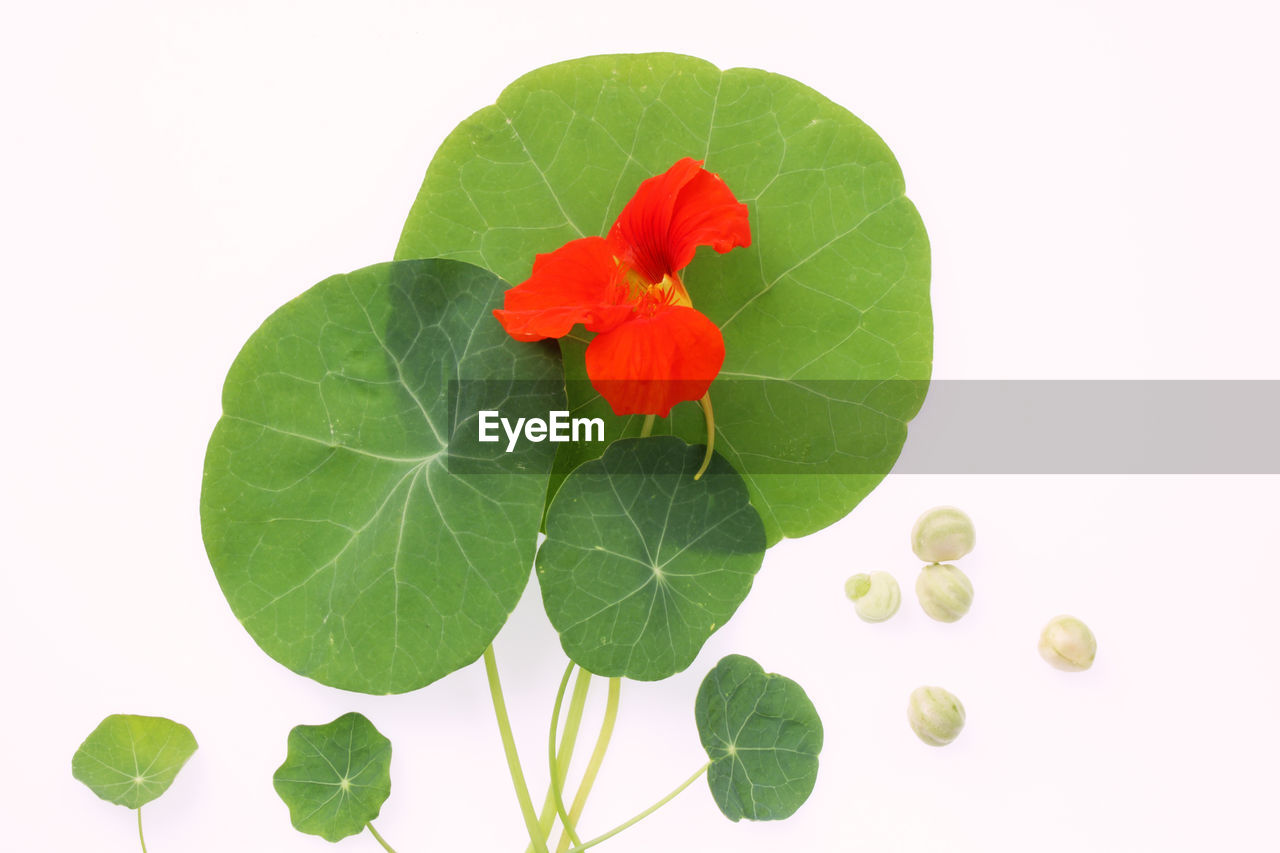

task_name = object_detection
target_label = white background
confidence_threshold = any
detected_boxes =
[3,1,1278,850]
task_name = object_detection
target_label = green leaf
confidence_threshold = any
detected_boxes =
[694,654,823,822]
[273,712,392,842]
[72,714,197,809]
[200,259,564,694]
[395,52,932,545]
[537,436,765,681]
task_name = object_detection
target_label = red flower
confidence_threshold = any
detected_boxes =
[493,158,750,417]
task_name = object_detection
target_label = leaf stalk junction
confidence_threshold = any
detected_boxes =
[484,647,707,853]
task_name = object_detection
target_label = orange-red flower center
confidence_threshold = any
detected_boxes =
[620,262,693,317]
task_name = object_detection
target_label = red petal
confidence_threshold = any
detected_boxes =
[493,237,631,341]
[607,158,751,284]
[584,306,726,417]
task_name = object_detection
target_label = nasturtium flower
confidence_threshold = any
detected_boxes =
[493,157,750,418]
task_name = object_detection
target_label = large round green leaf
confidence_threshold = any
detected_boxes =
[200,259,563,694]
[695,654,823,822]
[537,437,765,681]
[273,712,392,842]
[71,714,198,809]
[395,52,932,544]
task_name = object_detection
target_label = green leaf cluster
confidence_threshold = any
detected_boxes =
[128,49,938,849]
[199,52,929,721]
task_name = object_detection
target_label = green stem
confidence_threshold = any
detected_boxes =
[366,821,397,853]
[136,806,147,853]
[527,666,591,850]
[547,664,591,850]
[556,677,621,853]
[483,645,549,853]
[694,393,715,480]
[562,762,711,853]
[639,414,655,438]
[527,665,592,853]
[534,662,578,853]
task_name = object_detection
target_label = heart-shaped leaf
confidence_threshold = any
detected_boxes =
[695,654,823,822]
[200,259,564,694]
[537,437,765,681]
[72,714,197,809]
[273,712,392,842]
[395,52,932,544]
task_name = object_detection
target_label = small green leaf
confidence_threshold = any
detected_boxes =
[200,259,564,694]
[72,714,197,809]
[695,654,823,822]
[537,436,765,681]
[396,52,932,545]
[273,712,392,842]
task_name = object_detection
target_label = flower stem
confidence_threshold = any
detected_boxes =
[528,664,591,853]
[546,663,591,850]
[136,806,147,853]
[366,821,398,853]
[482,645,549,853]
[562,762,711,853]
[694,393,715,479]
[639,414,655,438]
[555,677,621,853]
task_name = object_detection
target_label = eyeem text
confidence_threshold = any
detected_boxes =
[477,410,606,452]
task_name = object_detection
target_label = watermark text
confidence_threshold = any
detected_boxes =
[478,410,605,452]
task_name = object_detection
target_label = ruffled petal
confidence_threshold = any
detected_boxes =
[664,167,752,269]
[493,236,631,341]
[607,158,751,283]
[584,305,726,417]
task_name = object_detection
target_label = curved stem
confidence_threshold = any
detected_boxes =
[483,645,549,853]
[562,762,711,853]
[136,806,147,853]
[556,677,621,853]
[694,393,715,479]
[548,664,591,850]
[538,662,576,851]
[528,666,592,853]
[366,821,398,853]
[639,414,655,438]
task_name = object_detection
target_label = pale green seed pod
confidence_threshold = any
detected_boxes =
[907,686,966,746]
[844,571,901,622]
[1038,615,1097,671]
[910,506,976,563]
[915,563,973,622]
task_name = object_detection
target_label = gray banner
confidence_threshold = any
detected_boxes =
[896,381,1280,474]
[447,380,1280,475]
